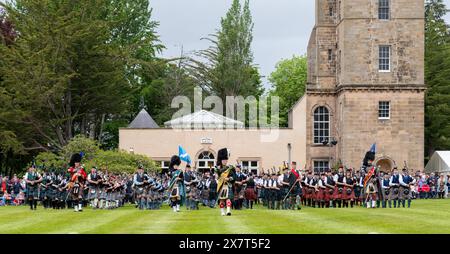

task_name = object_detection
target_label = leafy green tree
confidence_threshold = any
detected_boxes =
[188,0,263,104]
[425,0,450,158]
[269,55,307,127]
[0,0,163,152]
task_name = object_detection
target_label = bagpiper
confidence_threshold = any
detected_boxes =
[324,170,335,208]
[40,170,53,209]
[388,167,401,208]
[365,173,378,208]
[168,155,185,212]
[342,169,355,208]
[287,161,302,210]
[24,166,42,210]
[317,172,327,208]
[133,166,149,210]
[399,167,415,208]
[280,166,291,210]
[215,148,236,216]
[183,164,198,210]
[67,153,87,212]
[381,173,391,208]
[87,167,101,209]
[333,167,345,208]
[234,165,247,210]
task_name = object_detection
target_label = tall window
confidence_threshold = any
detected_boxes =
[379,101,390,119]
[328,49,333,61]
[197,151,215,171]
[313,106,330,144]
[379,45,390,72]
[314,160,330,173]
[379,0,390,20]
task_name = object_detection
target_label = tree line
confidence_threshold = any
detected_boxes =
[0,0,448,176]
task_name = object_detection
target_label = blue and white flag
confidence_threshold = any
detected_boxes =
[178,145,191,164]
[370,143,376,154]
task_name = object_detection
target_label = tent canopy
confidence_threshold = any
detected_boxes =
[425,151,450,173]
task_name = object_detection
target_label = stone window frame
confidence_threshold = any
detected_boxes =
[328,49,334,62]
[379,45,391,72]
[378,0,390,20]
[313,159,330,173]
[378,101,391,120]
[312,105,331,145]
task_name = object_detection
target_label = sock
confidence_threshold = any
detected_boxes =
[372,200,376,208]
[221,208,225,215]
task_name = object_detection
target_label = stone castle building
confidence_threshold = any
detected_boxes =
[305,0,425,171]
[119,0,425,173]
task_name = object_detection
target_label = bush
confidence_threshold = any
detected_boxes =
[86,150,158,173]
[33,136,158,173]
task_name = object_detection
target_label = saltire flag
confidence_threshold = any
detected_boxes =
[178,145,191,164]
[370,143,376,153]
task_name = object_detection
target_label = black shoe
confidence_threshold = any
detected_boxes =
[226,213,231,216]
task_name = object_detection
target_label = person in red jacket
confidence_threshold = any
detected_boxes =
[67,153,87,212]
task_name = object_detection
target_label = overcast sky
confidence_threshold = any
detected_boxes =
[151,0,450,89]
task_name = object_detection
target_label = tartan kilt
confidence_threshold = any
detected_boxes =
[316,188,325,201]
[324,187,334,201]
[40,188,48,199]
[388,187,400,200]
[70,184,83,200]
[99,189,108,199]
[354,187,362,201]
[304,187,314,199]
[366,192,378,201]
[88,187,99,200]
[244,187,257,201]
[333,186,344,200]
[218,185,233,200]
[26,186,39,199]
[399,186,412,199]
[342,187,355,200]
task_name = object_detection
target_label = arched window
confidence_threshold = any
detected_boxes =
[197,151,215,171]
[313,106,330,144]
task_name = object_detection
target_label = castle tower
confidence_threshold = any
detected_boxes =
[306,0,425,171]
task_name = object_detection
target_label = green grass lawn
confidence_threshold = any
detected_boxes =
[0,199,449,234]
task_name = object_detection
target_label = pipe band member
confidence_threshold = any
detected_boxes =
[215,148,236,216]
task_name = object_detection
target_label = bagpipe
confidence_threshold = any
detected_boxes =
[216,165,234,193]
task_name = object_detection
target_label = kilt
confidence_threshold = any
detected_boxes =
[304,187,314,199]
[170,185,181,201]
[382,188,390,200]
[26,186,39,199]
[332,186,344,200]
[289,185,302,197]
[135,187,145,197]
[342,187,355,200]
[70,184,83,200]
[316,188,325,201]
[201,189,209,200]
[399,186,412,200]
[218,185,234,200]
[388,187,400,200]
[245,187,257,201]
[99,188,108,199]
[324,187,334,202]
[88,187,99,200]
[366,192,378,201]
[354,186,362,201]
